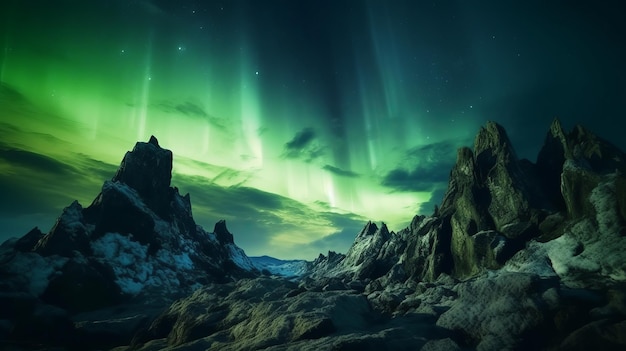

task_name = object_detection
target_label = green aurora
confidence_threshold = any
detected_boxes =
[1,0,625,259]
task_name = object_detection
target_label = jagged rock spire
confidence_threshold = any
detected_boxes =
[111,136,173,216]
[148,135,159,146]
[214,220,234,244]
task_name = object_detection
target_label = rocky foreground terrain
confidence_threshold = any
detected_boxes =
[1,120,625,350]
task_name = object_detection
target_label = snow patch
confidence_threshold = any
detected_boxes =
[250,256,309,277]
[59,201,89,238]
[91,233,152,295]
[227,244,255,271]
[91,232,197,296]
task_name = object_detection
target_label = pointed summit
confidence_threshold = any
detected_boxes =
[537,118,570,209]
[356,221,378,239]
[111,136,173,216]
[148,135,160,146]
[473,121,519,171]
[214,219,234,244]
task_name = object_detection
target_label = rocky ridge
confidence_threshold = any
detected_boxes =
[1,120,626,350]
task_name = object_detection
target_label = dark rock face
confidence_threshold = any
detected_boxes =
[111,135,173,218]
[40,257,122,313]
[213,219,234,244]
[437,122,546,278]
[13,227,44,252]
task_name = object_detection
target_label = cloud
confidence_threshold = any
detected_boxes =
[173,174,367,259]
[285,128,316,150]
[283,128,324,161]
[322,165,360,178]
[304,211,370,252]
[0,148,77,176]
[154,100,228,131]
[0,144,119,242]
[416,187,447,216]
[381,141,460,192]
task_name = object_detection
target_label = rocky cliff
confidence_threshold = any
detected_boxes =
[299,119,626,349]
[309,119,625,286]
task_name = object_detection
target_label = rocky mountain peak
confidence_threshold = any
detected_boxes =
[111,136,173,217]
[536,118,570,209]
[356,221,378,239]
[1,136,257,317]
[473,121,519,168]
[148,134,160,146]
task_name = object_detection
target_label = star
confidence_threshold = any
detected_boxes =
[255,71,259,75]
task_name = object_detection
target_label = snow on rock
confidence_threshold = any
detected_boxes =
[90,232,197,296]
[227,244,255,271]
[91,233,152,295]
[103,180,152,215]
[57,200,89,238]
[250,256,309,277]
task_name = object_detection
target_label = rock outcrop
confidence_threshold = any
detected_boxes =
[298,119,626,349]
[128,277,446,351]
[0,136,257,349]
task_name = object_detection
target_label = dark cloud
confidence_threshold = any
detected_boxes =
[416,187,447,216]
[282,128,324,161]
[0,148,77,176]
[314,200,331,210]
[172,175,295,251]
[0,143,116,243]
[382,167,449,192]
[172,173,368,259]
[0,145,121,243]
[174,101,208,118]
[305,214,369,255]
[285,128,316,151]
[322,165,359,178]
[73,154,119,181]
[381,141,461,192]
[154,100,228,131]
[209,168,250,186]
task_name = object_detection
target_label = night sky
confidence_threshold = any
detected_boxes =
[1,0,625,259]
